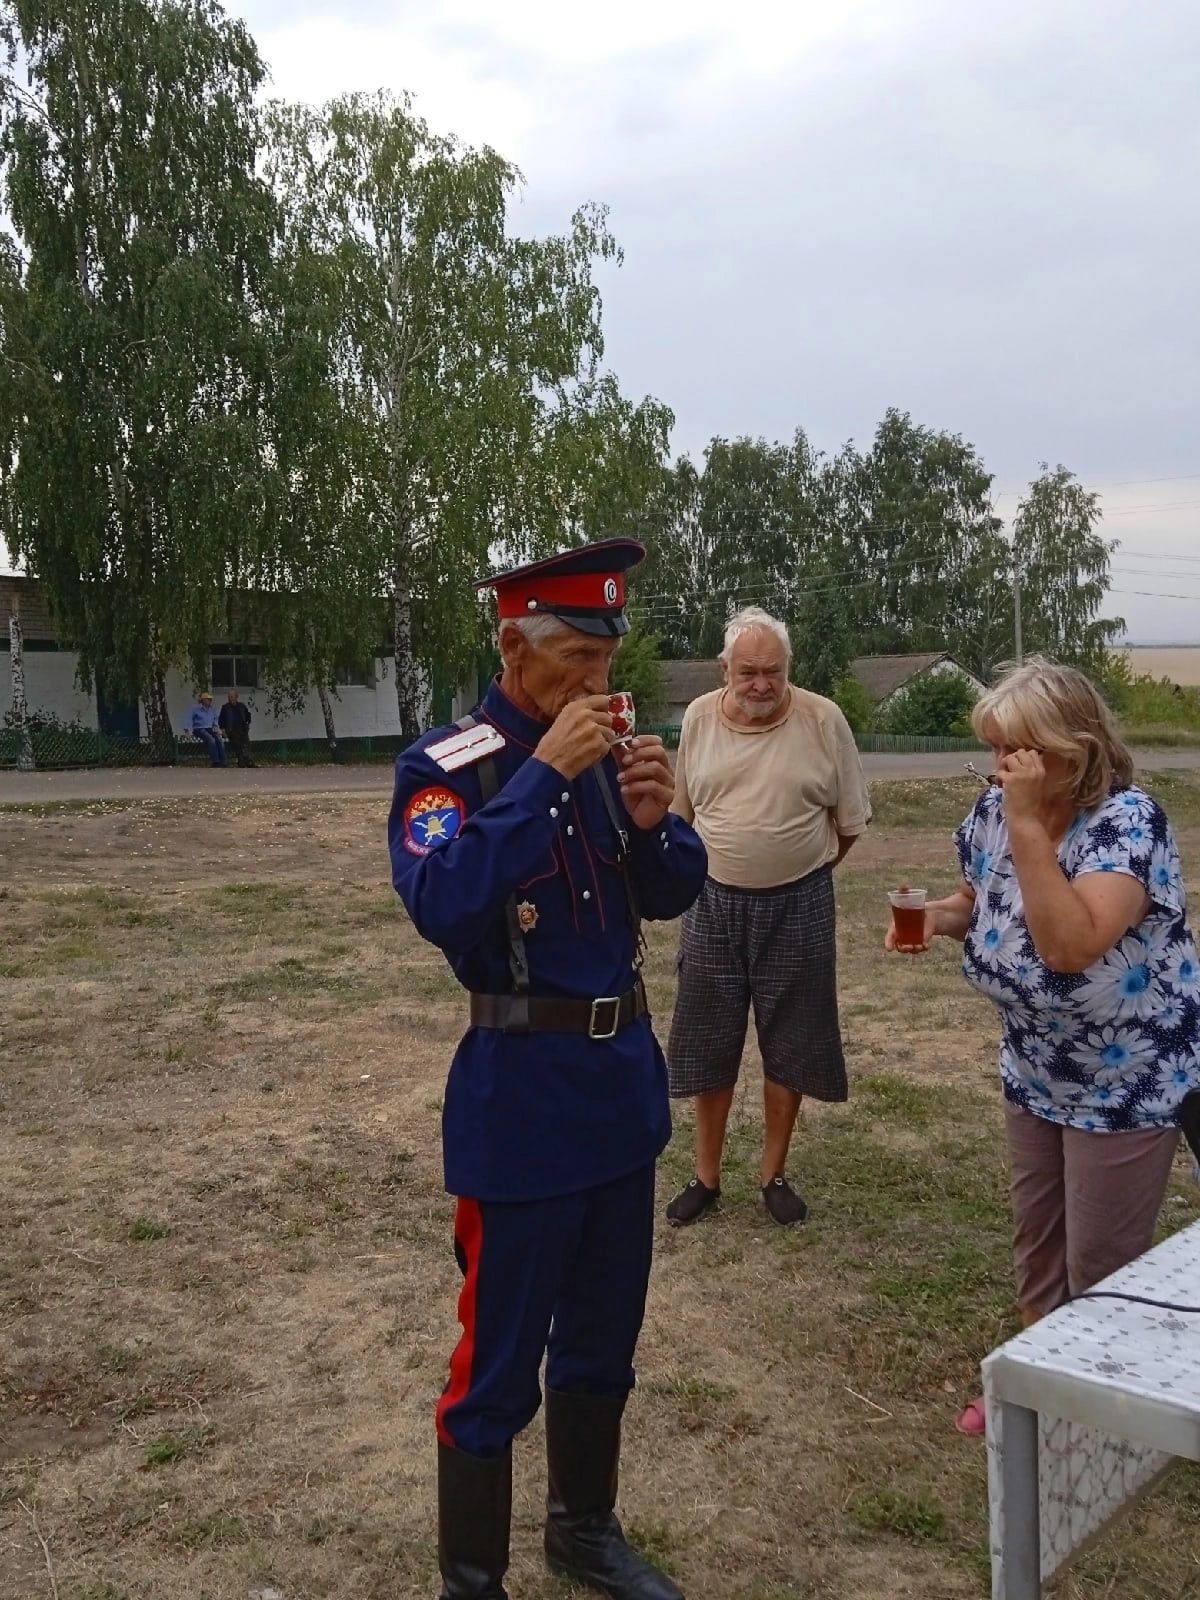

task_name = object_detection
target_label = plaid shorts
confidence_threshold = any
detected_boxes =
[666,868,848,1101]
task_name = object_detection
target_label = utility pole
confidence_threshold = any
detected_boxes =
[1012,545,1024,665]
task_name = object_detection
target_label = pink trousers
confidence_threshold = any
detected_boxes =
[1004,1101,1180,1317]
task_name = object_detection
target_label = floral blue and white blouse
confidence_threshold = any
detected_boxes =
[955,784,1200,1132]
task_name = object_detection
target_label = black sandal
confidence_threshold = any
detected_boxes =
[665,1176,720,1227]
[762,1175,808,1226]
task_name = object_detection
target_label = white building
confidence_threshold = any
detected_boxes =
[2,573,479,751]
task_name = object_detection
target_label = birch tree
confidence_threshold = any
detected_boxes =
[0,0,275,744]
[1013,465,1122,671]
[265,91,662,742]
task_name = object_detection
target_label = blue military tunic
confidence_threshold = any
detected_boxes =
[388,677,708,1203]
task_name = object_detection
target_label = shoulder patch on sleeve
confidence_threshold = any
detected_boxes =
[425,723,506,773]
[403,787,466,857]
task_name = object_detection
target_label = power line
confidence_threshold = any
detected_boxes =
[1101,500,1200,517]
[1110,587,1200,601]
[995,472,1200,495]
[1116,549,1200,566]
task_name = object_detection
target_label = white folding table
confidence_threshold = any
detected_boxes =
[982,1218,1200,1599]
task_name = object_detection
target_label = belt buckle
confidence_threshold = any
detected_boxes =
[588,995,621,1041]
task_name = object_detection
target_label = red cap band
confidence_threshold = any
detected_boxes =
[495,571,625,618]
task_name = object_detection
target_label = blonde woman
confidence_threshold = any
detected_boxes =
[887,658,1200,1436]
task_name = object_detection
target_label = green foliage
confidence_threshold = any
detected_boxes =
[262,91,671,741]
[0,0,277,739]
[615,618,666,721]
[1092,648,1134,709]
[790,556,853,695]
[641,416,1120,692]
[1013,465,1122,670]
[1115,676,1200,740]
[0,16,1124,742]
[830,674,874,735]
[876,671,978,738]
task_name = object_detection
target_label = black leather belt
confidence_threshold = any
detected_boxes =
[469,979,649,1039]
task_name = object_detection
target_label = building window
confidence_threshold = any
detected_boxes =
[335,662,376,688]
[210,655,260,691]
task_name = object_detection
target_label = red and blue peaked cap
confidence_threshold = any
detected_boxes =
[474,538,646,638]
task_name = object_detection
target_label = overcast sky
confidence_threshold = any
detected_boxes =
[234,0,1198,643]
[10,2,1198,643]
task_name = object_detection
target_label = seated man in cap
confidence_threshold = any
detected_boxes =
[185,689,225,767]
[389,539,707,1600]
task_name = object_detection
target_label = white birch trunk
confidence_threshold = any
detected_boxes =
[315,683,339,759]
[8,605,35,771]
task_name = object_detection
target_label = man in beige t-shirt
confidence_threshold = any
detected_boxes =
[665,606,871,1226]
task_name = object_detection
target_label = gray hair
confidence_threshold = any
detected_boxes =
[720,606,791,663]
[504,613,574,647]
[501,613,622,650]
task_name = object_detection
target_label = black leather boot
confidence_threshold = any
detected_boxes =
[543,1389,683,1600]
[437,1442,511,1599]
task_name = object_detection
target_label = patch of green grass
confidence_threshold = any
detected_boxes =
[97,1341,137,1375]
[866,778,981,832]
[847,1485,948,1543]
[304,1510,362,1544]
[215,958,356,1002]
[128,1218,170,1242]
[114,1395,157,1422]
[736,1582,815,1600]
[645,1375,736,1407]
[1142,770,1200,830]
[175,1509,247,1548]
[625,1520,681,1577]
[142,1426,211,1468]
[217,880,302,904]
[853,1073,940,1130]
[49,937,106,962]
[63,1583,130,1600]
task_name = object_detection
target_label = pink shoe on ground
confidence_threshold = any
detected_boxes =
[954,1396,986,1437]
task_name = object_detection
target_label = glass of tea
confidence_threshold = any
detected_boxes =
[888,887,928,950]
[609,691,636,743]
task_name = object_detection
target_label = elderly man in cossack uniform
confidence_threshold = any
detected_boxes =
[389,539,707,1600]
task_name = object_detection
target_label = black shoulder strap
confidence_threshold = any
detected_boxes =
[456,714,530,1003]
[593,762,646,973]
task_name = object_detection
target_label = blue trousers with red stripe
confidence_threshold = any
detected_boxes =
[436,1163,656,1458]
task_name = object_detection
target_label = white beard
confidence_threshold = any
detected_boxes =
[728,686,787,722]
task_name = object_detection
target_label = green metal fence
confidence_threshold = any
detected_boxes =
[854,732,987,754]
[0,726,411,771]
[0,727,176,770]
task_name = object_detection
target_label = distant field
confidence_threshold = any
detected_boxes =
[1125,647,1200,686]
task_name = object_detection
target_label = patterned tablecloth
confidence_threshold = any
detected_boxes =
[982,1217,1200,1598]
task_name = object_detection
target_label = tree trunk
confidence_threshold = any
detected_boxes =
[392,565,422,744]
[8,606,35,771]
[315,683,339,761]
[144,666,173,761]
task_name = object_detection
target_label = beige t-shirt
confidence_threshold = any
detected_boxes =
[672,685,871,890]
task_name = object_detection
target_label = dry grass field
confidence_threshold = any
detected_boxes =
[2,776,1199,1600]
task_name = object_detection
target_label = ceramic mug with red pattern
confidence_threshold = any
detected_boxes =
[609,691,636,743]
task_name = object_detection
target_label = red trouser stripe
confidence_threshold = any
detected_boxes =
[435,1197,484,1447]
